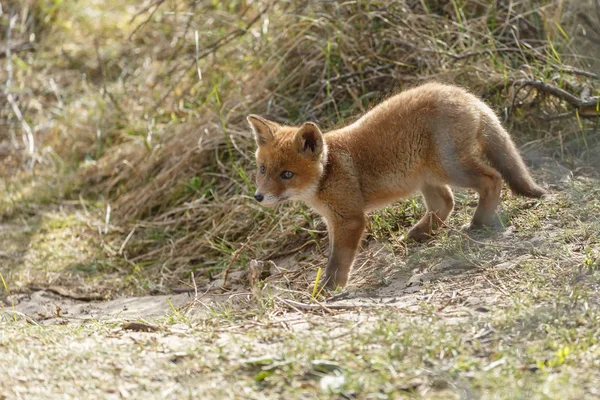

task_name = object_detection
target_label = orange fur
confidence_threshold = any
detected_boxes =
[248,83,546,288]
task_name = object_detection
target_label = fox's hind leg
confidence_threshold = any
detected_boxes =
[407,184,454,242]
[452,161,503,228]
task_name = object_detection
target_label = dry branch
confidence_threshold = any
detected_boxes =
[486,79,599,119]
[557,66,599,80]
[0,41,34,58]
[511,80,599,109]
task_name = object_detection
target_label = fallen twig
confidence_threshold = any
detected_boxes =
[0,41,34,58]
[556,65,599,80]
[27,286,106,302]
[121,321,160,332]
[275,296,379,312]
[486,79,600,119]
[0,310,40,326]
[222,230,260,286]
[511,79,599,109]
[528,111,575,121]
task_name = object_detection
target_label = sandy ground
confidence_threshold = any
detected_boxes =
[7,290,193,323]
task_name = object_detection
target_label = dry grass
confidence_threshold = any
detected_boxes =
[4,0,598,294]
[0,2,599,396]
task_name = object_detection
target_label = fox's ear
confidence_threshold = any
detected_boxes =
[247,114,276,146]
[294,122,324,159]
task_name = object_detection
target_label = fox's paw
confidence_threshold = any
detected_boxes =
[322,273,348,290]
[461,222,482,232]
[406,226,433,243]
[461,221,500,233]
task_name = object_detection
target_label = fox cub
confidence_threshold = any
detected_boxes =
[248,82,545,288]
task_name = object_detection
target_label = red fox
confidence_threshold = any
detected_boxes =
[248,82,546,288]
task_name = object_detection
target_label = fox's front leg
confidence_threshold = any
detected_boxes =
[324,214,367,288]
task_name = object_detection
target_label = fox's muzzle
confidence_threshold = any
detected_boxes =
[254,192,264,202]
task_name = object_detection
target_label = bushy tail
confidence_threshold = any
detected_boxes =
[481,116,546,198]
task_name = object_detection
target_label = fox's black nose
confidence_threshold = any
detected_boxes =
[254,193,264,202]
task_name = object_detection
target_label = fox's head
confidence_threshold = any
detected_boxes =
[247,115,328,207]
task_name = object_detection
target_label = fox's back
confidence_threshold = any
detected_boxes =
[324,83,486,205]
[248,82,544,289]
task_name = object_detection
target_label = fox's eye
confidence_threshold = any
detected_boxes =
[260,166,266,174]
[280,171,294,180]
